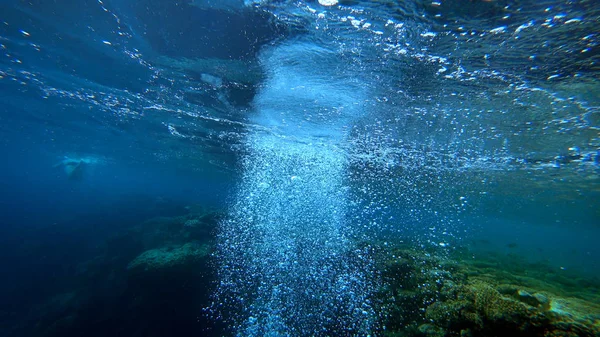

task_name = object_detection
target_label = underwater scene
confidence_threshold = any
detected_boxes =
[0,0,599,336]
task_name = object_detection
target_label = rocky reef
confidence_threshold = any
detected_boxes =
[378,245,600,337]
[127,242,211,274]
[24,206,224,337]
[19,210,600,337]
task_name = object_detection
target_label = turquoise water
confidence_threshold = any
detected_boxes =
[0,1,598,336]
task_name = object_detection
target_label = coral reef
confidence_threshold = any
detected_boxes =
[16,211,600,337]
[378,245,600,337]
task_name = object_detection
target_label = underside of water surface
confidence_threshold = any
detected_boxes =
[0,0,598,336]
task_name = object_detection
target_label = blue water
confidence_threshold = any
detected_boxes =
[1,0,599,336]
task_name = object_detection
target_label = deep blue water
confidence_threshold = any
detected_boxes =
[0,0,599,336]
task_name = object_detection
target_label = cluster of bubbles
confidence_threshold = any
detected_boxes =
[217,135,376,336]
[215,39,378,335]
[216,1,599,333]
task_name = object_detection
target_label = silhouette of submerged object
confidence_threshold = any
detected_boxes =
[53,156,100,180]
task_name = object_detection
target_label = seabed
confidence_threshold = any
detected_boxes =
[16,207,599,337]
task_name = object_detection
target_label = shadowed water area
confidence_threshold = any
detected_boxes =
[0,0,598,336]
